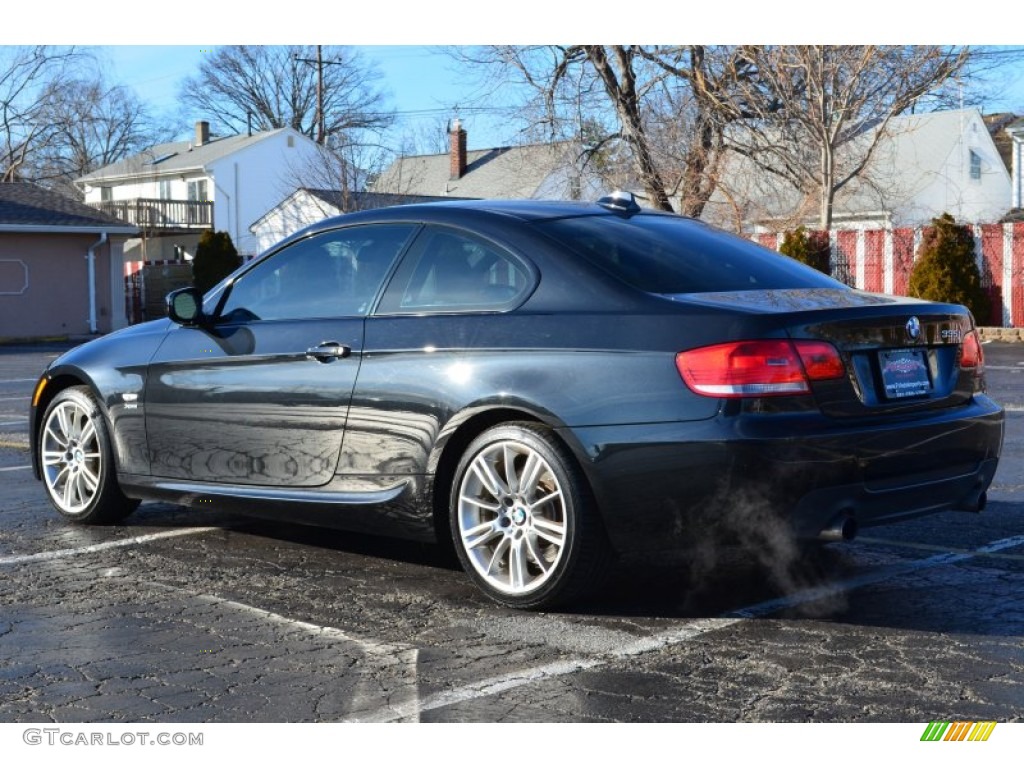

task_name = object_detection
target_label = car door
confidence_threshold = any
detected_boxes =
[340,225,537,480]
[145,223,416,487]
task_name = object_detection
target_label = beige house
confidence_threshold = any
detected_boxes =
[372,120,605,201]
[0,183,137,341]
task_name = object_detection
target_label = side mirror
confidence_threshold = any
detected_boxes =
[166,287,205,326]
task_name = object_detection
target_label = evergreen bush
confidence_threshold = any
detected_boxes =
[779,226,831,275]
[907,213,990,323]
[192,231,242,295]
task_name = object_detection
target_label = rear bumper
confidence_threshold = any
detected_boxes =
[562,395,1004,554]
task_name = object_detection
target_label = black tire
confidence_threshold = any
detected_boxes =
[38,386,139,524]
[449,422,611,610]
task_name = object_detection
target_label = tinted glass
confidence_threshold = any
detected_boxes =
[218,224,414,322]
[535,215,844,294]
[379,227,532,313]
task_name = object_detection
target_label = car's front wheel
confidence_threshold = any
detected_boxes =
[39,386,138,524]
[450,423,611,610]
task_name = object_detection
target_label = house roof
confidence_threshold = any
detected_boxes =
[250,188,462,231]
[305,188,461,210]
[0,182,137,233]
[373,141,575,199]
[984,112,1018,174]
[77,128,298,185]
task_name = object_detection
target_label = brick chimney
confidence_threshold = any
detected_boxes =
[195,121,210,147]
[449,118,467,180]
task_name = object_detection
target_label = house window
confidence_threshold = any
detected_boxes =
[100,187,112,203]
[187,179,209,225]
[158,179,172,199]
[187,179,208,202]
[970,150,982,181]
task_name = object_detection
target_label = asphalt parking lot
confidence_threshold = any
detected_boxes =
[1,342,1022,723]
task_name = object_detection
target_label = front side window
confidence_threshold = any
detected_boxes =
[217,224,415,323]
[379,227,533,313]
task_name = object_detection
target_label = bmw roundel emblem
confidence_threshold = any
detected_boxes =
[906,316,922,341]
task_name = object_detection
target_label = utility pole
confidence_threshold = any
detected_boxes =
[317,45,325,145]
[294,46,342,145]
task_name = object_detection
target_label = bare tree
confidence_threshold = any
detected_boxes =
[722,46,967,229]
[455,46,758,217]
[32,78,165,198]
[281,139,391,210]
[0,46,82,182]
[179,46,392,142]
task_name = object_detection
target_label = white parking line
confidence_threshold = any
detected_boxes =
[346,532,1024,723]
[0,378,39,384]
[197,593,414,655]
[0,397,27,402]
[0,465,30,472]
[0,420,27,428]
[157,587,421,723]
[0,527,219,566]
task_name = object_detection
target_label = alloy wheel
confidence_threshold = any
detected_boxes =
[41,399,104,514]
[456,439,569,596]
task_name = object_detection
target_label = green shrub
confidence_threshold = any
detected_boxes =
[192,231,242,295]
[779,226,831,275]
[907,213,989,322]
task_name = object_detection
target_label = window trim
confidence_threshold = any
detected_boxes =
[209,222,419,324]
[374,224,538,317]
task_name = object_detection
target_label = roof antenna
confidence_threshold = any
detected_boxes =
[597,190,641,215]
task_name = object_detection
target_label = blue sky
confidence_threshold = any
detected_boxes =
[98,44,1024,155]
[14,1,1024,152]
[98,45,519,150]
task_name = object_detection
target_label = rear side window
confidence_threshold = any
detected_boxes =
[535,214,844,294]
[378,226,533,314]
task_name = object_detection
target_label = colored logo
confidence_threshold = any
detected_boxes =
[920,721,996,742]
[906,316,922,341]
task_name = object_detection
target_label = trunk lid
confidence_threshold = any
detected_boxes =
[665,289,981,418]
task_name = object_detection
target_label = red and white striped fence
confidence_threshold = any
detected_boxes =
[755,222,1024,327]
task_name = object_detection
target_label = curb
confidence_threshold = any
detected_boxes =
[978,327,1023,343]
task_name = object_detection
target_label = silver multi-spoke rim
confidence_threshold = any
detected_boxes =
[458,440,568,596]
[41,401,103,514]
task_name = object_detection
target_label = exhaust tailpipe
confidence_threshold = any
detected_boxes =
[818,514,858,542]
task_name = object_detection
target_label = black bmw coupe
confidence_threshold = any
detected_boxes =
[30,195,1004,609]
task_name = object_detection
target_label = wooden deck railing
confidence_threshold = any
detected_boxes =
[90,198,213,230]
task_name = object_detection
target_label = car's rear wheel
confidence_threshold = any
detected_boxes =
[39,386,138,524]
[450,422,610,610]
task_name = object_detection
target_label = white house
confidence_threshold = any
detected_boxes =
[702,108,1013,231]
[249,188,456,254]
[77,121,322,259]
[1006,116,1024,212]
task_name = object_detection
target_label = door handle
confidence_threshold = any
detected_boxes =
[306,342,351,362]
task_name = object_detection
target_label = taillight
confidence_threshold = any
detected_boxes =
[960,330,984,370]
[676,340,844,398]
